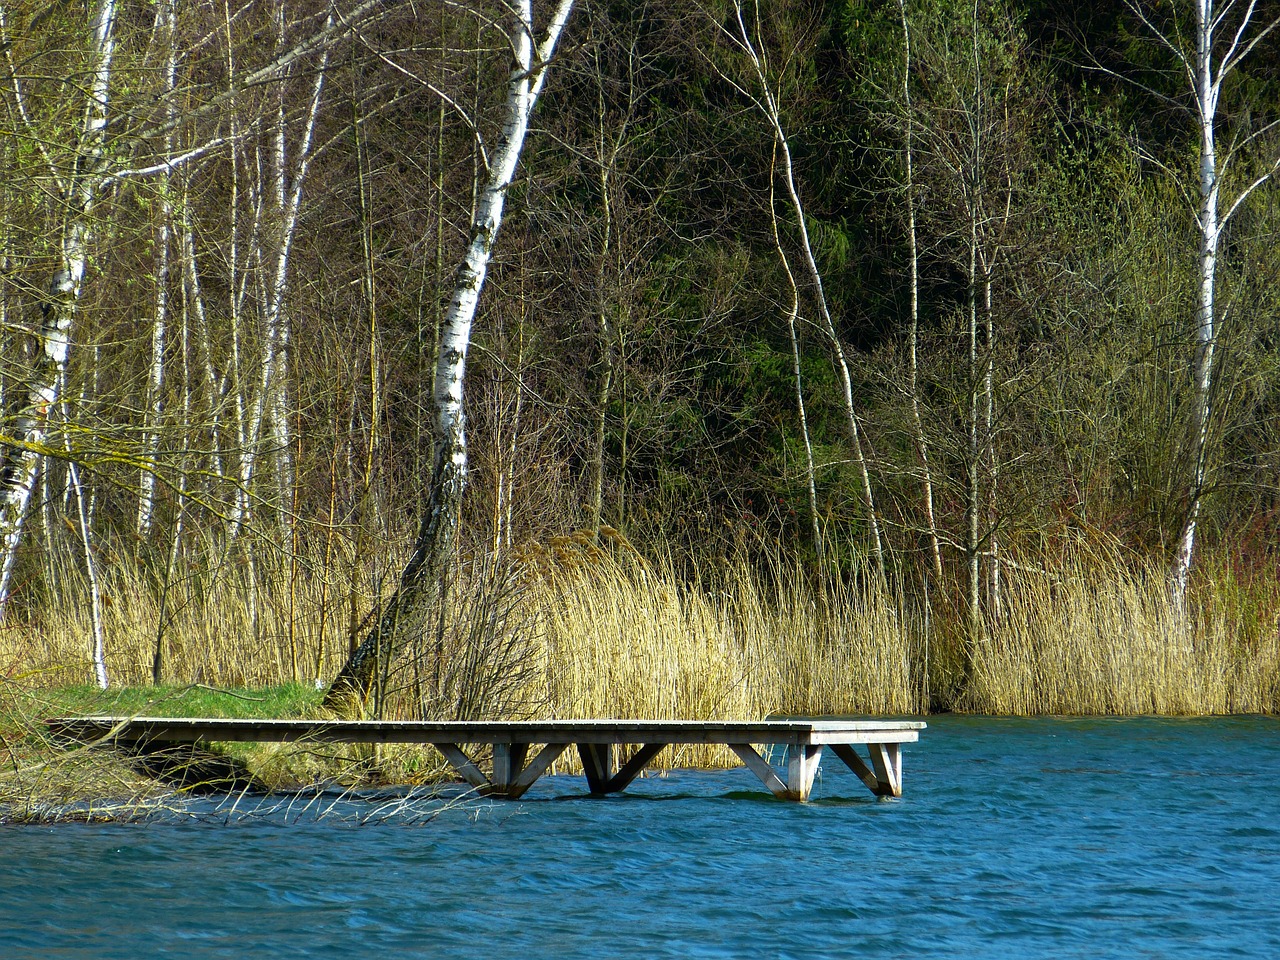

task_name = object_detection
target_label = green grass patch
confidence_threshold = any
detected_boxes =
[33,682,324,722]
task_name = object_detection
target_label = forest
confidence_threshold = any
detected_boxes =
[2,0,1278,721]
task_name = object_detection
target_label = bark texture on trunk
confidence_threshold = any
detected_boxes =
[0,0,116,618]
[1166,0,1280,599]
[1171,0,1220,601]
[229,13,333,538]
[897,0,944,584]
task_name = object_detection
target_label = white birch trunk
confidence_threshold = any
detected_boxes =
[583,35,642,539]
[1164,0,1280,598]
[966,222,981,640]
[771,154,822,553]
[137,0,178,540]
[0,0,116,619]
[226,126,253,533]
[982,269,1000,621]
[231,12,332,537]
[414,0,576,567]
[1172,0,1221,599]
[589,159,614,536]
[180,197,226,482]
[326,0,578,707]
[69,460,108,690]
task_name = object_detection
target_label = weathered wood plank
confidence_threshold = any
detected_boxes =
[605,743,668,793]
[728,743,788,799]
[47,717,923,748]
[829,743,880,794]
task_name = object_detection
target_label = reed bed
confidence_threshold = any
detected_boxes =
[968,557,1280,715]
[3,536,388,690]
[533,551,914,767]
[3,533,1277,794]
[2,537,1269,814]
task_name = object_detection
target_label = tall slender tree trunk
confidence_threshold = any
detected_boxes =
[0,0,116,619]
[180,195,226,483]
[723,2,885,577]
[770,148,822,554]
[325,0,578,710]
[230,12,332,537]
[965,221,981,645]
[897,0,944,583]
[982,268,1000,621]
[1171,0,1220,601]
[589,159,615,535]
[138,0,179,540]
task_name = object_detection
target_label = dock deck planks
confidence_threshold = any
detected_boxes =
[48,716,925,801]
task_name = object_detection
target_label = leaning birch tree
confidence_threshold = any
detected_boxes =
[325,0,578,710]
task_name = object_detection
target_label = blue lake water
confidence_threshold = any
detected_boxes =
[3,716,1279,959]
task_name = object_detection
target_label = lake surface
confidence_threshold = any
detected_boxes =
[3,716,1279,958]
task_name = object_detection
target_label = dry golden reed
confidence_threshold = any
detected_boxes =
[967,556,1280,716]
[530,549,914,766]
[3,534,1276,730]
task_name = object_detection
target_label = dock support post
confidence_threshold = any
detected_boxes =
[868,742,902,797]
[578,743,615,794]
[491,743,528,792]
[786,744,823,801]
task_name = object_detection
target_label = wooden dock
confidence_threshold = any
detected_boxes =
[48,717,926,802]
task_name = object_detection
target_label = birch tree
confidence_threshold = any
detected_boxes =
[325,0,578,710]
[0,0,117,619]
[0,0,397,617]
[227,7,335,538]
[137,0,179,539]
[1118,0,1280,599]
[895,0,944,583]
[769,148,823,552]
[900,0,1038,642]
